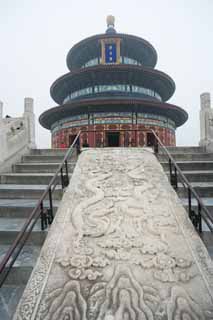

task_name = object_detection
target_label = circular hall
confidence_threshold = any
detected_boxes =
[39,16,188,148]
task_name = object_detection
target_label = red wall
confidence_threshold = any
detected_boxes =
[52,123,175,148]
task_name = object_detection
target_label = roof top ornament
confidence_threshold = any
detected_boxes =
[107,15,115,28]
[106,15,116,34]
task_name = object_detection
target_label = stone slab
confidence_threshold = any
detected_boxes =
[13,148,213,319]
[0,285,25,320]
[0,199,60,207]
[0,218,41,232]
[0,245,41,267]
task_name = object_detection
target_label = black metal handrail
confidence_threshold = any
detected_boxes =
[152,129,213,233]
[0,132,81,287]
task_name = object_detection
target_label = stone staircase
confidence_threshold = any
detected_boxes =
[1,145,213,319]
[0,148,77,320]
[158,146,213,259]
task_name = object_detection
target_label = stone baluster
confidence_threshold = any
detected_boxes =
[199,92,212,147]
[0,100,3,121]
[23,97,36,149]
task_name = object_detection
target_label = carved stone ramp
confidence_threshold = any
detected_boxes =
[13,148,213,319]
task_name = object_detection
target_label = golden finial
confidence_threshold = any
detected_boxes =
[107,15,115,28]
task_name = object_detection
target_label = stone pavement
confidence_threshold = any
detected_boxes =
[13,148,213,319]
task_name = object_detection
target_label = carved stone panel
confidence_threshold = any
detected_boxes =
[13,148,213,320]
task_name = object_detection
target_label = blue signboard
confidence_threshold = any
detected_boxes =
[105,43,116,63]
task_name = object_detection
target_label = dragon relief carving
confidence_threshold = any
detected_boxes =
[41,281,87,320]
[39,265,208,320]
[16,150,213,319]
[57,152,196,287]
[57,254,110,281]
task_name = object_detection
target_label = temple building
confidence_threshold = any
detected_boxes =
[39,16,188,148]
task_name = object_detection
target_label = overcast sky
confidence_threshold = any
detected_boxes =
[0,0,212,147]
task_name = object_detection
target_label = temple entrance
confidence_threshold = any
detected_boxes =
[69,134,80,147]
[106,131,120,147]
[146,132,155,147]
[69,135,77,146]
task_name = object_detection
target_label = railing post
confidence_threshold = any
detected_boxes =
[60,167,64,189]
[65,160,69,185]
[188,187,192,219]
[169,159,172,184]
[174,167,178,190]
[40,201,47,231]
[188,189,203,232]
[169,159,178,190]
[76,144,80,155]
[153,135,158,154]
[48,188,54,224]
[60,163,69,189]
[198,202,202,233]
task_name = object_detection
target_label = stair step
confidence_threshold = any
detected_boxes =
[0,245,41,285]
[182,204,213,215]
[181,197,213,206]
[30,148,68,155]
[201,232,213,258]
[0,285,25,320]
[159,146,206,154]
[181,198,213,218]
[13,163,75,173]
[0,218,46,245]
[166,171,213,183]
[1,267,34,286]
[158,153,213,161]
[177,182,213,197]
[0,185,62,200]
[0,173,63,185]
[182,207,213,233]
[0,199,59,218]
[22,155,75,163]
[161,161,213,171]
[0,244,40,269]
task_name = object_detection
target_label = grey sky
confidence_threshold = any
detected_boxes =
[0,0,212,147]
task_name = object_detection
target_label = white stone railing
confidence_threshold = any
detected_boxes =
[0,98,36,173]
[0,117,29,172]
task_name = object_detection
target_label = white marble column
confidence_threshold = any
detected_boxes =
[0,101,4,163]
[199,92,213,151]
[23,97,36,149]
[0,100,3,121]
